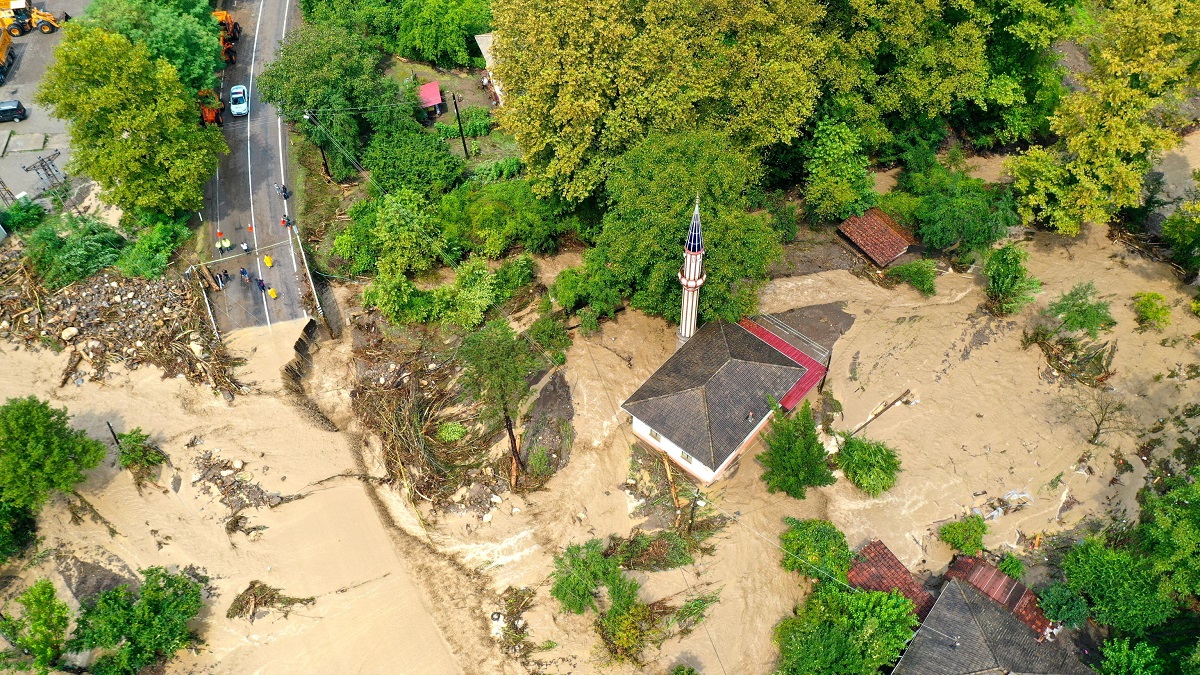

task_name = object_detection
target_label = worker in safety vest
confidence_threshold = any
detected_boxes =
[264,255,273,268]
[268,287,278,299]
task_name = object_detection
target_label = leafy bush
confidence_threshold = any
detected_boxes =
[0,396,107,511]
[779,518,854,583]
[1062,538,1176,633]
[836,435,901,497]
[1132,292,1171,332]
[435,107,492,138]
[1139,475,1200,599]
[116,211,191,279]
[898,150,1014,251]
[1037,582,1089,629]
[670,666,699,675]
[527,446,553,477]
[365,128,464,196]
[758,400,835,499]
[494,254,536,297]
[550,539,621,614]
[69,567,203,675]
[116,427,165,473]
[0,579,69,671]
[803,119,877,222]
[439,180,569,258]
[775,584,917,675]
[528,315,572,362]
[472,157,523,183]
[997,553,1024,580]
[24,215,126,290]
[939,515,987,555]
[1042,282,1116,339]
[0,500,37,564]
[0,199,46,233]
[1100,638,1164,675]
[984,243,1041,315]
[1162,199,1200,273]
[578,306,600,335]
[878,191,923,230]
[436,422,467,443]
[886,260,937,296]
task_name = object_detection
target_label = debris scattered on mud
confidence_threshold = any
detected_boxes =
[0,242,242,393]
[226,580,314,622]
[192,450,302,512]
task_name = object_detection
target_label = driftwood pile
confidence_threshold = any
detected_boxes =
[0,241,240,393]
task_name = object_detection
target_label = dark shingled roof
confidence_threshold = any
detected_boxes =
[838,207,919,267]
[622,320,808,470]
[944,556,1051,635]
[893,580,1092,675]
[847,540,937,621]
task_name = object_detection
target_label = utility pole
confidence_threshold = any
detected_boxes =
[452,93,469,158]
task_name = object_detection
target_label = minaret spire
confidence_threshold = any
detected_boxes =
[677,196,706,350]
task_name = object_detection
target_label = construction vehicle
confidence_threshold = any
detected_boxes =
[199,90,224,127]
[212,10,239,65]
[0,32,14,84]
[0,0,68,37]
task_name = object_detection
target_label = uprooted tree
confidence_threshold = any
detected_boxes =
[459,319,539,483]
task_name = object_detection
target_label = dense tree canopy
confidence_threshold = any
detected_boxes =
[258,24,404,181]
[564,131,780,322]
[492,0,825,201]
[1063,538,1177,633]
[299,0,489,67]
[37,26,227,214]
[759,401,835,500]
[84,0,223,92]
[775,584,918,675]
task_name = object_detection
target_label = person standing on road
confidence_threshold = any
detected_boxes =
[221,270,231,284]
[268,286,278,299]
[241,241,250,254]
[221,238,231,252]
[281,184,290,200]
[264,254,274,268]
[240,268,249,283]
[256,278,266,292]
[274,183,282,196]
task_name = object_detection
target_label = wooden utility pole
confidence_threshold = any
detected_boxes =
[452,93,469,158]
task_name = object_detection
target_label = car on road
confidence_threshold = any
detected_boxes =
[0,100,26,122]
[229,85,248,117]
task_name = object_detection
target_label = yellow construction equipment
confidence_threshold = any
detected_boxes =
[0,0,68,37]
[212,10,239,65]
[0,32,14,83]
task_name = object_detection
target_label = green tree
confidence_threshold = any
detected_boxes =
[0,501,37,564]
[886,260,938,297]
[1042,281,1116,338]
[258,23,403,182]
[1062,538,1176,633]
[984,243,1041,315]
[779,518,854,583]
[775,584,917,675]
[939,514,988,555]
[1139,475,1200,600]
[900,150,1013,250]
[0,397,106,511]
[439,180,569,258]
[1162,194,1200,273]
[1100,638,1164,675]
[37,26,228,214]
[0,579,70,673]
[581,131,780,322]
[395,0,491,67]
[802,119,876,222]
[115,211,192,279]
[1006,0,1200,235]
[550,539,621,614]
[364,126,464,196]
[492,0,825,201]
[1036,582,1089,628]
[335,189,444,277]
[836,435,901,497]
[460,320,538,473]
[758,401,835,500]
[84,0,222,92]
[70,567,203,675]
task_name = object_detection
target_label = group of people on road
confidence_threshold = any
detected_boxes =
[209,181,293,304]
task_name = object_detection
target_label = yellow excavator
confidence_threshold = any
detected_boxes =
[212,10,239,65]
[0,0,68,36]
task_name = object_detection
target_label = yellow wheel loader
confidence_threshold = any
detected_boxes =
[0,0,68,36]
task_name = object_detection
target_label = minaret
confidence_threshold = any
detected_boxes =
[677,197,706,350]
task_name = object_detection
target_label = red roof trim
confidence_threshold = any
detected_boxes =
[737,319,826,410]
[945,556,1052,634]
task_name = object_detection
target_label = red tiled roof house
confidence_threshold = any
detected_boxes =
[847,539,936,620]
[838,207,920,267]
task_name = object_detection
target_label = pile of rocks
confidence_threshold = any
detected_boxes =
[0,241,238,393]
[191,450,299,513]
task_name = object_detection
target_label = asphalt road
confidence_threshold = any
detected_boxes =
[202,0,309,332]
